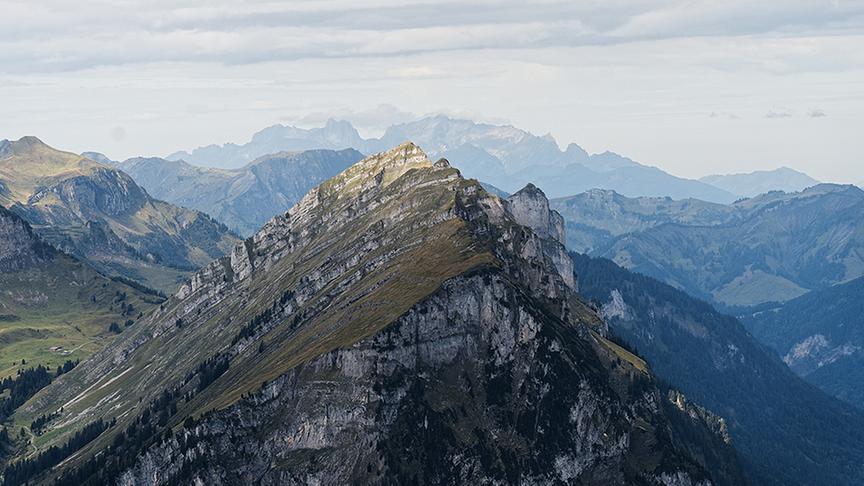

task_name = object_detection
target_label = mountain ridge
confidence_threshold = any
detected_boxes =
[118,149,364,236]
[700,167,820,198]
[552,184,864,307]
[13,142,741,485]
[162,116,739,203]
[0,136,240,291]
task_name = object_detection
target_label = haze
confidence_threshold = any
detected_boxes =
[1,0,862,182]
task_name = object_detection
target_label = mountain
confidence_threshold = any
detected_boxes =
[80,151,117,165]
[553,184,864,307]
[118,149,364,236]
[551,189,737,253]
[167,119,367,169]
[700,167,819,198]
[168,115,737,203]
[740,276,864,408]
[10,143,741,485]
[0,137,240,291]
[0,205,162,380]
[572,253,864,486]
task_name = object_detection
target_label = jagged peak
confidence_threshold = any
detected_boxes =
[317,141,433,196]
[511,182,548,201]
[433,157,451,169]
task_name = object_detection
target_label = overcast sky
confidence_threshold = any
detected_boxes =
[1,0,863,182]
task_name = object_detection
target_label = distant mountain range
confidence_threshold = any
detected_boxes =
[0,137,239,291]
[700,167,820,198]
[741,276,864,409]
[552,184,864,308]
[118,149,363,236]
[166,115,740,203]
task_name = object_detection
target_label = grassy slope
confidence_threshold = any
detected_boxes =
[0,255,160,381]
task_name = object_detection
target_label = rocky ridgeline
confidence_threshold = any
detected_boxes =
[22,143,740,485]
[0,206,54,272]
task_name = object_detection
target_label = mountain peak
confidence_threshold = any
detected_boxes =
[320,141,432,195]
[13,135,47,148]
[505,183,567,247]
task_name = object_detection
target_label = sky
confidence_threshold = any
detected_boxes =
[1,0,863,183]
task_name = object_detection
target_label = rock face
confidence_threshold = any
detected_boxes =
[0,137,240,291]
[0,205,53,272]
[21,143,741,485]
[118,149,364,236]
[505,183,566,244]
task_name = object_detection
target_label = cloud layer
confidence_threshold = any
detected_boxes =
[1,1,862,184]
[2,0,863,73]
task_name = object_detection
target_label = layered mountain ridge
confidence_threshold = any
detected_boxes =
[0,137,240,291]
[117,149,364,236]
[700,167,819,198]
[165,116,738,203]
[15,143,741,485]
[552,184,864,307]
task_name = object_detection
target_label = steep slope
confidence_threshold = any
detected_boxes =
[13,143,741,485]
[700,167,819,198]
[551,189,737,253]
[572,253,864,486]
[0,137,240,291]
[556,185,864,307]
[0,206,162,380]
[741,276,864,408]
[119,149,364,236]
[167,116,737,202]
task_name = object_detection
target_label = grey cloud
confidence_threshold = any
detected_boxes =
[2,0,864,73]
[809,108,828,117]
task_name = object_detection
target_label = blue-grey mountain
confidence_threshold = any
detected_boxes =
[741,276,864,409]
[552,184,864,307]
[118,149,364,236]
[167,115,738,203]
[573,252,864,486]
[700,167,819,198]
